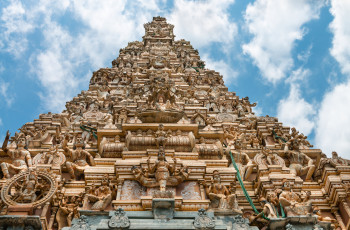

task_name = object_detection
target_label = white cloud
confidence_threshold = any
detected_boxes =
[24,0,162,112]
[0,0,34,57]
[315,0,350,158]
[202,54,237,84]
[243,0,324,83]
[329,0,350,75]
[277,83,315,136]
[252,104,263,117]
[0,79,14,106]
[315,81,350,158]
[286,67,311,84]
[71,0,162,68]
[168,0,237,48]
[297,44,313,63]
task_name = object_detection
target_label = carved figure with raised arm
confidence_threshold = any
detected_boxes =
[63,134,96,180]
[1,130,32,179]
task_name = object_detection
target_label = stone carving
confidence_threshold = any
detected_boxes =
[70,215,90,230]
[193,209,215,230]
[0,16,344,230]
[108,208,130,229]
[284,142,315,181]
[155,124,169,148]
[0,169,57,207]
[1,131,32,178]
[226,139,254,181]
[125,128,195,152]
[98,136,125,158]
[250,196,276,228]
[63,135,97,180]
[254,147,285,167]
[56,195,83,229]
[279,179,313,217]
[132,147,189,193]
[86,174,112,210]
[206,170,242,213]
[33,144,66,167]
[330,151,348,166]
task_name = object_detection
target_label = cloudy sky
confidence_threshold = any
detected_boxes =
[0,0,350,158]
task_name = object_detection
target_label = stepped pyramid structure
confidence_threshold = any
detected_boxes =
[0,17,349,230]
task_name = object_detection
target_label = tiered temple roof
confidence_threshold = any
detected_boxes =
[0,17,349,230]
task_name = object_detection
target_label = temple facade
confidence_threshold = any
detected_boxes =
[0,17,349,230]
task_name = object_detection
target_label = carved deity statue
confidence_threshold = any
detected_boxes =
[63,135,97,180]
[155,124,169,148]
[284,140,315,181]
[1,131,32,179]
[255,147,285,168]
[206,170,242,213]
[279,179,313,217]
[56,195,82,229]
[116,106,128,124]
[86,174,113,210]
[132,147,189,193]
[330,151,348,166]
[226,139,253,181]
[15,170,40,203]
[39,146,55,165]
[250,196,277,227]
[148,147,175,192]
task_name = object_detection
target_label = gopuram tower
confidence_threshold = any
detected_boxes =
[0,17,349,230]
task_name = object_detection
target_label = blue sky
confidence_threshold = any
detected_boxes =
[1,0,350,158]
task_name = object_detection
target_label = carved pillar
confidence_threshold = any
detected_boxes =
[116,179,124,200]
[40,202,50,230]
[48,207,58,230]
[333,209,346,230]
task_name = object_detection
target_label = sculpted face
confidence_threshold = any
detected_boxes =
[213,171,221,183]
[283,181,291,191]
[17,137,26,148]
[332,151,338,159]
[158,151,165,161]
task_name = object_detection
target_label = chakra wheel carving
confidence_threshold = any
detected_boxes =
[1,170,57,207]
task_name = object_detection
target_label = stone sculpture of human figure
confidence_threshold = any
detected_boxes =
[87,174,112,210]
[38,144,59,165]
[284,139,315,181]
[57,196,80,228]
[1,130,32,179]
[63,134,96,180]
[17,169,40,203]
[226,139,254,181]
[147,147,175,192]
[252,196,277,221]
[155,96,167,111]
[330,151,348,166]
[155,124,169,149]
[206,170,242,213]
[279,179,301,212]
